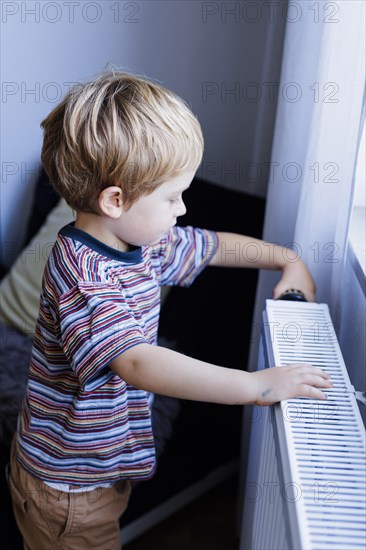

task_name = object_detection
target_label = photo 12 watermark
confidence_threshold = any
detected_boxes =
[207,239,340,267]
[201,1,340,24]
[243,480,339,504]
[242,398,340,426]
[1,161,43,183]
[2,81,79,104]
[197,160,340,186]
[201,81,339,104]
[1,1,140,24]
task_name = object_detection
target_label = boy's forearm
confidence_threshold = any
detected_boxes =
[209,231,316,301]
[110,344,257,405]
[210,232,296,270]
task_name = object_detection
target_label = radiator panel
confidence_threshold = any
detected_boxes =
[240,300,366,550]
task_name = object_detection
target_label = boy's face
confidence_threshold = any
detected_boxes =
[115,170,195,247]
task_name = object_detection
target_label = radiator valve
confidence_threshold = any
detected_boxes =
[355,391,366,406]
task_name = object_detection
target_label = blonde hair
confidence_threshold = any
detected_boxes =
[41,71,204,212]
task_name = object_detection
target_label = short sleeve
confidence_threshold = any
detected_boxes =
[59,283,147,391]
[149,226,219,287]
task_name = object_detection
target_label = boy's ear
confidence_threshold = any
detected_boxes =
[98,187,124,218]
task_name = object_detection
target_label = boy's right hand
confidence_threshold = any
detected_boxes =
[253,364,333,405]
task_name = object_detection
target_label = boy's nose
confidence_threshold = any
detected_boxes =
[176,199,187,217]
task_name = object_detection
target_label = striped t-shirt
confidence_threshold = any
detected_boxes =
[16,223,219,485]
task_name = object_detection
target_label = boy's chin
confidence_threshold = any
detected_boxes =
[130,236,162,247]
[149,228,174,245]
[132,228,172,247]
[147,236,164,246]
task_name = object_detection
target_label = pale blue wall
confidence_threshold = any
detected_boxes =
[1,0,287,266]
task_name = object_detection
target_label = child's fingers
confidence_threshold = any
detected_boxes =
[287,363,331,380]
[300,373,333,388]
[299,384,329,400]
[288,365,333,400]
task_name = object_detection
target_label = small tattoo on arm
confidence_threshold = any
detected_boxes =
[261,388,272,398]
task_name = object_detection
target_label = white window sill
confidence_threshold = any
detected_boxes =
[348,206,366,294]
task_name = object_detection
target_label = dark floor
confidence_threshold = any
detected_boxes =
[124,473,241,550]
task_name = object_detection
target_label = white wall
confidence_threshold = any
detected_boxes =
[1,0,286,266]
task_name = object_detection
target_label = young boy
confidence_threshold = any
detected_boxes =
[8,72,332,550]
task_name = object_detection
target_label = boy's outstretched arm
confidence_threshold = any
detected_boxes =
[110,344,332,406]
[209,232,316,302]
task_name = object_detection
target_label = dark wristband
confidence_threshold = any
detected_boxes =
[277,289,307,302]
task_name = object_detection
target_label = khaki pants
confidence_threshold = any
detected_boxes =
[7,437,131,550]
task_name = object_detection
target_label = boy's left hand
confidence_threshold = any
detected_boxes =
[273,258,316,302]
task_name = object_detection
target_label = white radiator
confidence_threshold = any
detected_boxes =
[239,299,366,550]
